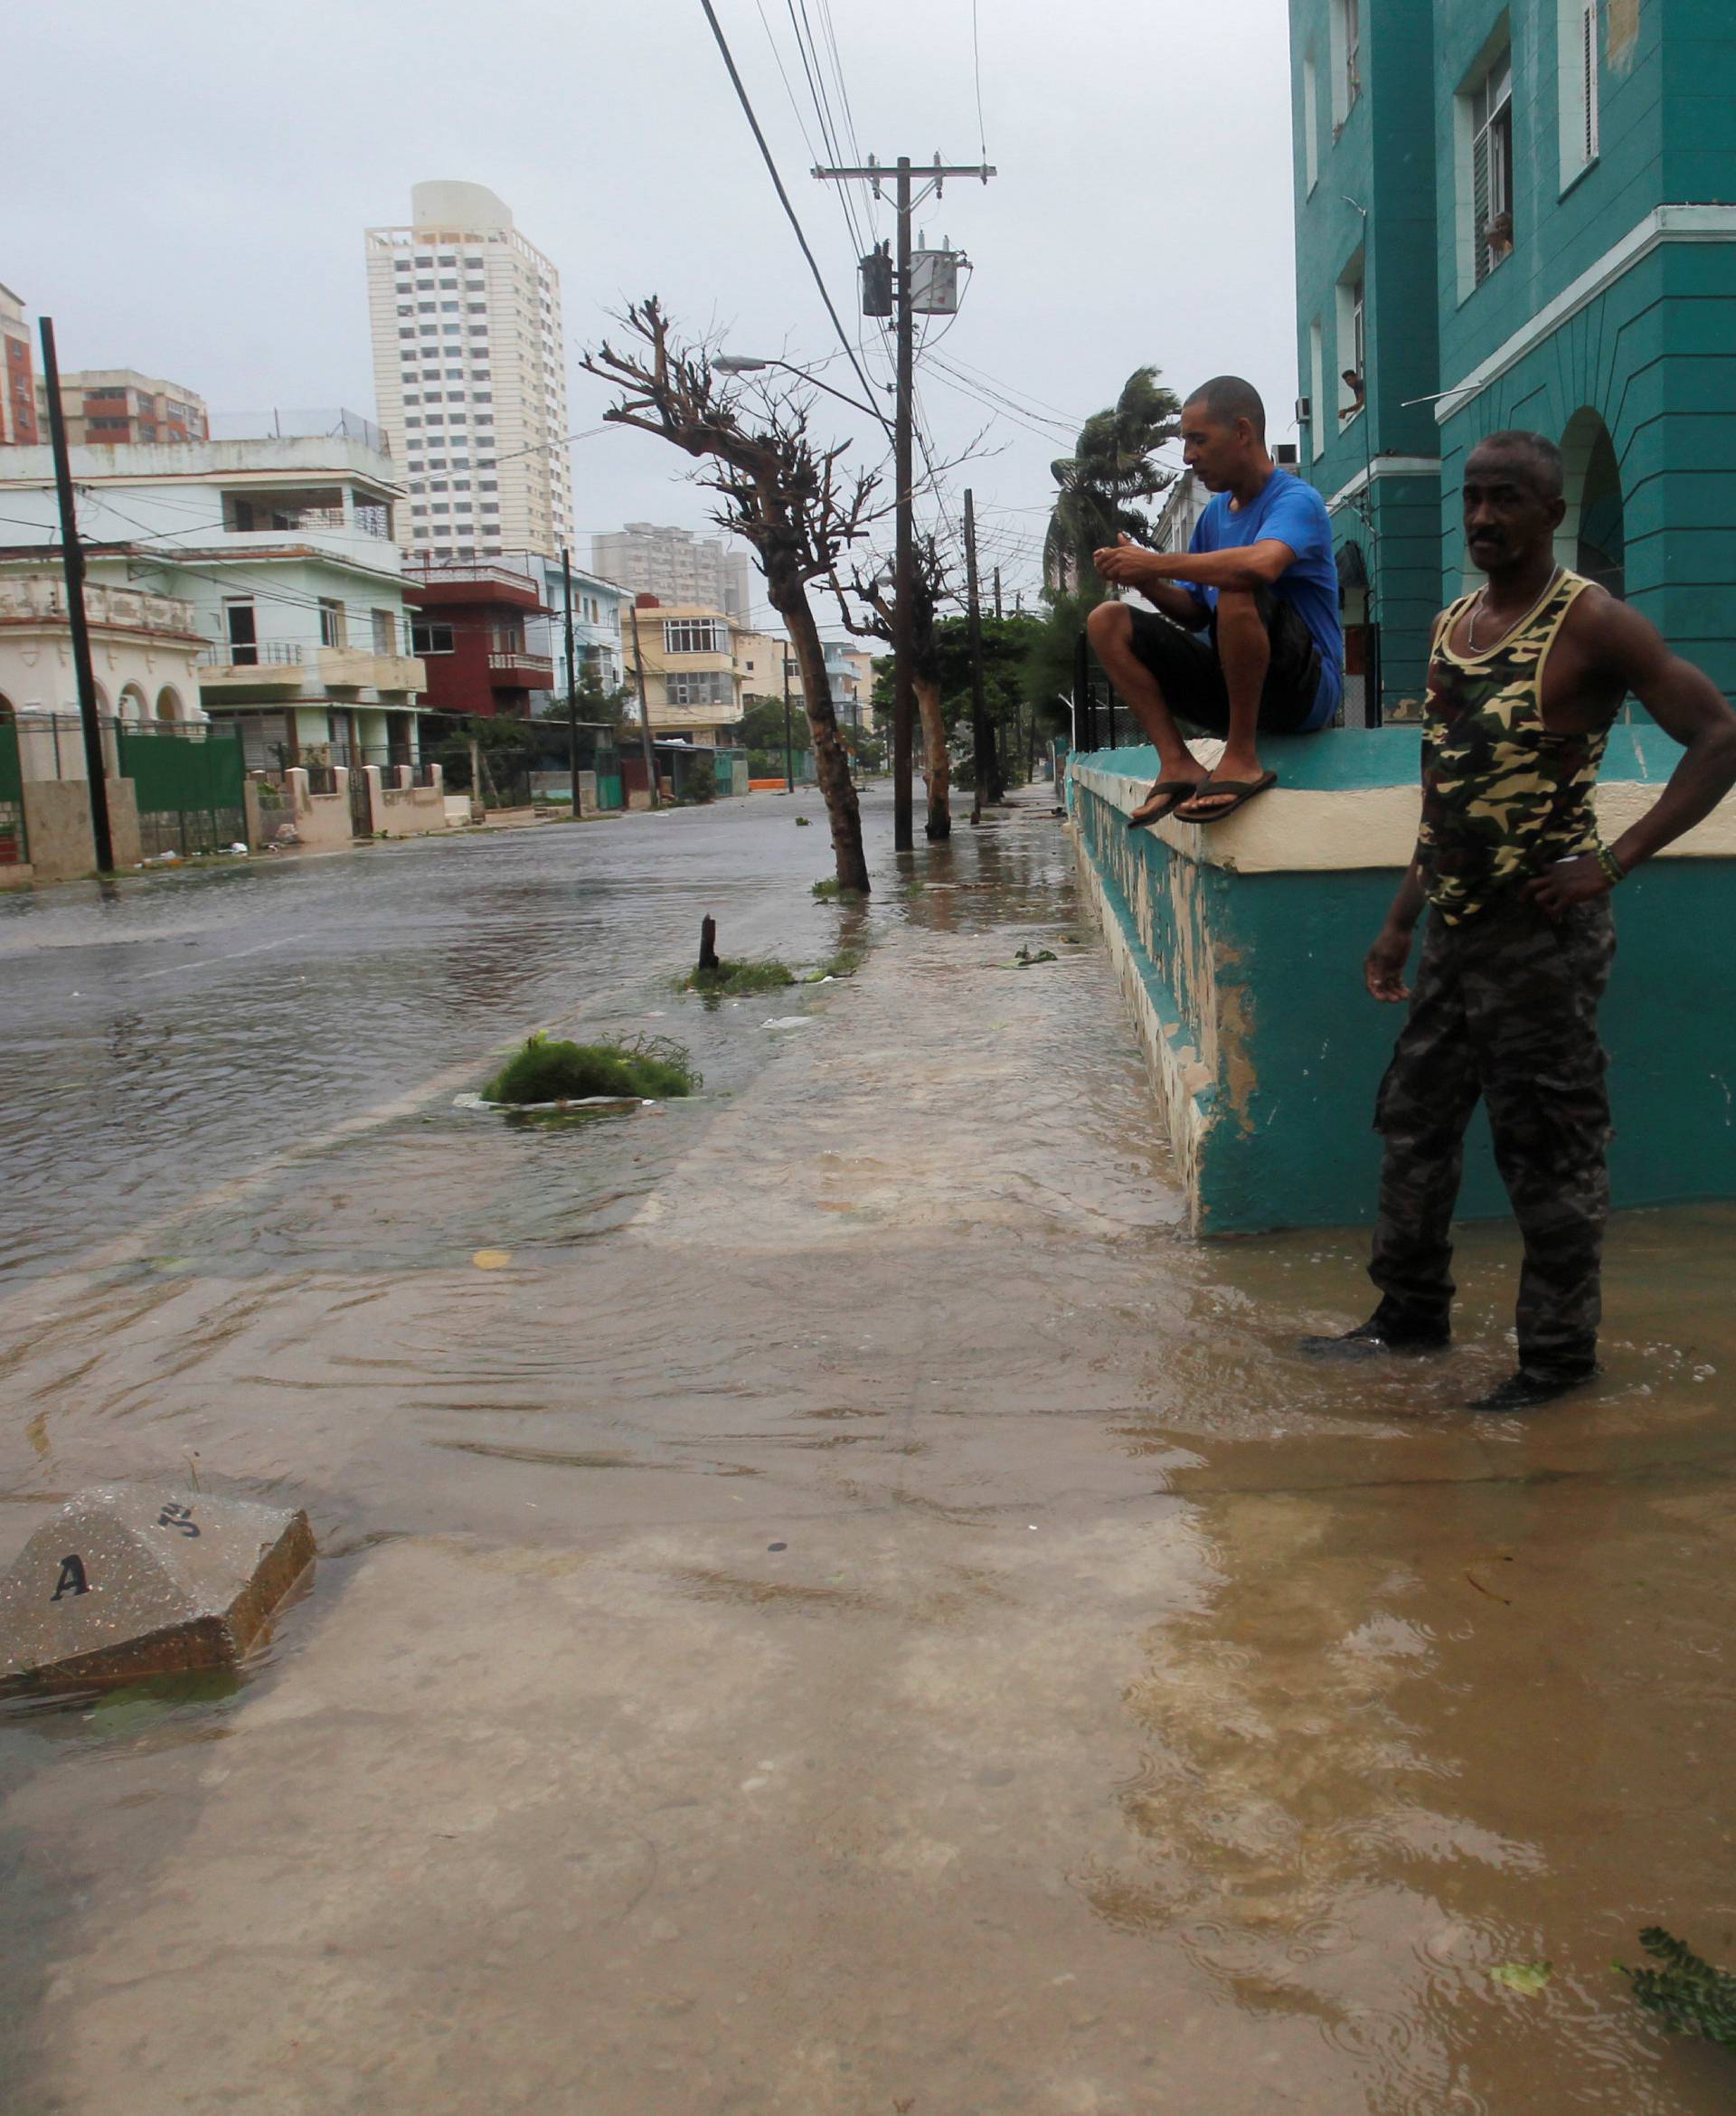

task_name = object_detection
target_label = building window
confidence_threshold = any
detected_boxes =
[1560,0,1600,184]
[1308,317,1326,463]
[1469,44,1514,286]
[1329,0,1361,132]
[412,622,454,656]
[1303,52,1320,191]
[664,619,730,654]
[1336,265,1366,422]
[372,608,397,655]
[666,671,732,707]
[318,600,346,648]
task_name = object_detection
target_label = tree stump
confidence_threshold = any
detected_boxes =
[698,916,720,972]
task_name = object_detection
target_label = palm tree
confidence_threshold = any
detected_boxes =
[1043,367,1182,598]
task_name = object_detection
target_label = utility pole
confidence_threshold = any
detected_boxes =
[627,602,660,810]
[964,488,990,826]
[814,154,994,853]
[993,566,1003,620]
[781,648,795,794]
[561,544,582,820]
[39,318,113,872]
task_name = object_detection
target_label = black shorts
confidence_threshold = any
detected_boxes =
[1124,585,1325,736]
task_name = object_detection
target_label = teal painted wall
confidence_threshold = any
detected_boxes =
[1290,0,1443,715]
[1072,732,1736,1233]
[1293,1,1736,717]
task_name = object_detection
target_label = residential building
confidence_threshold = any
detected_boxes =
[0,284,37,446]
[788,638,873,732]
[49,369,208,446]
[405,559,552,722]
[1289,0,1736,719]
[525,555,625,706]
[0,426,429,770]
[732,626,786,700]
[624,596,746,745]
[364,181,573,563]
[0,572,206,729]
[591,522,753,620]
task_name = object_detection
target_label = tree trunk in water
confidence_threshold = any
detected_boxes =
[773,577,870,894]
[698,915,719,972]
[916,674,950,840]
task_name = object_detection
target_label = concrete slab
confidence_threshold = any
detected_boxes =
[0,1484,314,1695]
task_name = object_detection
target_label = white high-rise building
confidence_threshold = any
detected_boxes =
[364,181,572,562]
[591,522,753,621]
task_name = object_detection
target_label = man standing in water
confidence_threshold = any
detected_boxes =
[1089,376,1343,825]
[1305,430,1736,1408]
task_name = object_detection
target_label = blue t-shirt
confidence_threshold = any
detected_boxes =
[1183,470,1344,729]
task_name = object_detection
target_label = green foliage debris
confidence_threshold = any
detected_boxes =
[682,958,796,996]
[811,877,865,902]
[1012,945,1059,967]
[1619,1928,1736,2046]
[1488,1961,1552,1996]
[807,949,862,982]
[484,1031,698,1104]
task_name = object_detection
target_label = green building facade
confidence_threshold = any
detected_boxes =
[1289,0,1736,714]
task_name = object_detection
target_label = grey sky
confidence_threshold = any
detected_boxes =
[11,0,1298,623]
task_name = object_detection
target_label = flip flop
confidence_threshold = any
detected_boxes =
[1174,771,1278,824]
[1126,779,1205,828]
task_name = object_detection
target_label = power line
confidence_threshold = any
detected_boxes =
[697,0,892,439]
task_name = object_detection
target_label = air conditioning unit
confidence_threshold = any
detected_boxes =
[1275,442,1299,466]
[1295,397,1312,425]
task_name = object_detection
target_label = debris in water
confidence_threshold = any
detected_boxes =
[472,1249,513,1270]
[1488,1961,1552,1995]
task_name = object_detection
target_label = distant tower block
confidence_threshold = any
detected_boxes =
[0,1485,315,1696]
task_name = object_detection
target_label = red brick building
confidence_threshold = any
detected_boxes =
[0,283,38,446]
[55,369,207,446]
[404,560,552,719]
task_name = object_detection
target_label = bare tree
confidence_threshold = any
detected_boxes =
[580,298,877,893]
[838,534,954,841]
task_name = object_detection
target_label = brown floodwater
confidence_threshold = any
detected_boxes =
[0,786,1731,2113]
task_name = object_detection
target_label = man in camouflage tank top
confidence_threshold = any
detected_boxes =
[1303,431,1736,1409]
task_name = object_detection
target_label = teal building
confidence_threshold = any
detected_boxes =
[1289,0,1736,715]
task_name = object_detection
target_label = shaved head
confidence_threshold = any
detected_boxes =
[1467,430,1565,501]
[1184,374,1268,442]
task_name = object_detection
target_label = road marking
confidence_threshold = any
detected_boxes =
[129,932,312,981]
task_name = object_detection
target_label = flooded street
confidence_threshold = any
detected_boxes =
[2,787,1733,2114]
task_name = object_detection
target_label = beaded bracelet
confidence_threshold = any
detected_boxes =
[1596,844,1627,887]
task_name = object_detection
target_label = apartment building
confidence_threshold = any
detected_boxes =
[0,285,37,446]
[1291,0,1736,715]
[364,181,573,564]
[526,554,625,702]
[623,596,746,745]
[51,369,208,446]
[0,426,428,769]
[591,522,753,621]
[405,560,552,721]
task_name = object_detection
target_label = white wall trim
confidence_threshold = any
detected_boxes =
[1437,204,1736,423]
[1326,456,1443,512]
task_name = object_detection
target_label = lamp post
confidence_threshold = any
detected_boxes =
[712,354,885,422]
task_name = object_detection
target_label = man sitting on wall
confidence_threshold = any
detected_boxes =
[1302,430,1736,1409]
[1088,375,1344,826]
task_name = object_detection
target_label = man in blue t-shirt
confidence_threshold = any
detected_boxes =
[1089,375,1344,826]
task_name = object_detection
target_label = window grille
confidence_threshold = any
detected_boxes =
[1581,0,1600,163]
[1472,50,1514,285]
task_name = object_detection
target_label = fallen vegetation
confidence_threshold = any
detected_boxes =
[682,958,797,997]
[483,1032,699,1104]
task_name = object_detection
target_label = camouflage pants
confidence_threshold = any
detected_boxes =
[1369,894,1616,1374]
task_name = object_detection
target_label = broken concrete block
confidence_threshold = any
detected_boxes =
[0,1484,314,1696]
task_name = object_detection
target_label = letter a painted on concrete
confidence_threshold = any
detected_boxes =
[51,1555,90,1601]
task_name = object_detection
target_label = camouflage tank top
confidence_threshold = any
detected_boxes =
[1419,568,1605,924]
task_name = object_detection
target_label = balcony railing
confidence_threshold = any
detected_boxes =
[0,578,199,638]
[197,641,305,667]
[487,650,554,675]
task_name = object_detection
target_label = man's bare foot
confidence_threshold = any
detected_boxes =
[1127,769,1206,827]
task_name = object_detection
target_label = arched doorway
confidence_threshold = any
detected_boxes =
[118,683,148,725]
[155,685,184,723]
[1558,409,1626,598]
[1335,541,1381,728]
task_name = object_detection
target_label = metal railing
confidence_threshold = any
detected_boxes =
[198,640,305,667]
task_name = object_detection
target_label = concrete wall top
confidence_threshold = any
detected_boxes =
[1072,723,1736,873]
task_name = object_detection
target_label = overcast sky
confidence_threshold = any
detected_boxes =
[10,0,1298,628]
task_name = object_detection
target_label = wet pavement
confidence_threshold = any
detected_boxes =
[1,786,1733,2113]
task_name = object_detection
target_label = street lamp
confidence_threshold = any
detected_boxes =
[712,353,888,424]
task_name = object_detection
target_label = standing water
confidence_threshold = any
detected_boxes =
[0,788,1731,2113]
